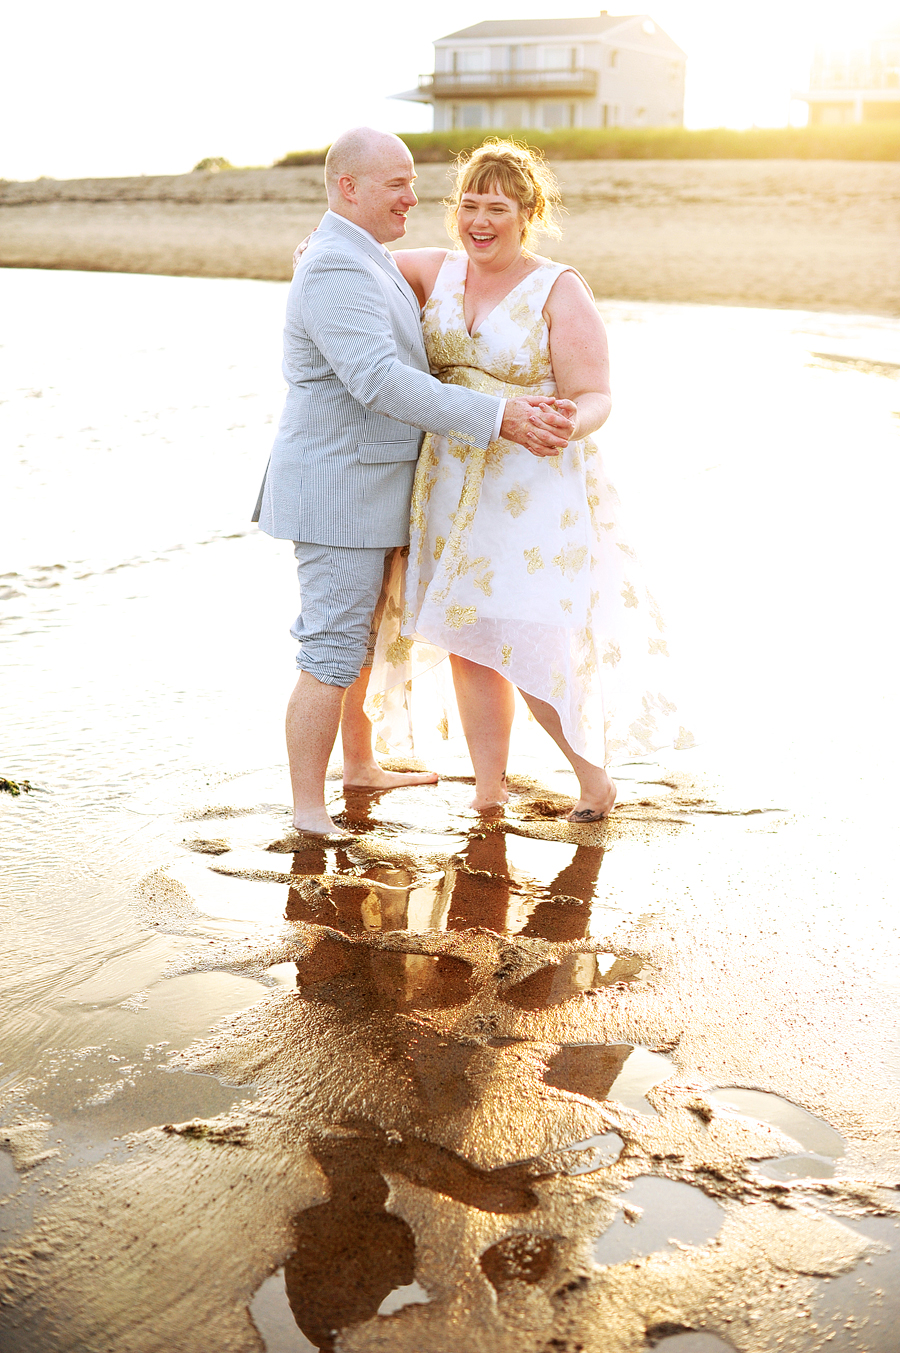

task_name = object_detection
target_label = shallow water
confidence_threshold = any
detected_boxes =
[1,269,900,1351]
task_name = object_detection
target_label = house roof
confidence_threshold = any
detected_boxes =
[436,15,637,41]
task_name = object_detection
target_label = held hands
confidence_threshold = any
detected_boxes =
[501,397,577,457]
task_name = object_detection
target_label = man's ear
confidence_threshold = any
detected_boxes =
[337,173,358,205]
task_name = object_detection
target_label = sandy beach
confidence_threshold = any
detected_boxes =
[2,266,900,1351]
[2,159,899,314]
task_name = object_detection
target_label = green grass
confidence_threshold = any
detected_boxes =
[275,124,900,165]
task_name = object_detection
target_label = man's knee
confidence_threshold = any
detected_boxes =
[291,542,389,687]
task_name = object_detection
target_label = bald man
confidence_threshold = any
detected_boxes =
[254,128,572,835]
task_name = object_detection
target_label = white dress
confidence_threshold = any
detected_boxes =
[366,251,692,767]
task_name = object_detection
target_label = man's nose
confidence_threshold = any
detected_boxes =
[402,187,418,206]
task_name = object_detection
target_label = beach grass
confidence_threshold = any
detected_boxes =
[275,124,900,165]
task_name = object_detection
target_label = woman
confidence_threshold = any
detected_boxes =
[365,140,690,819]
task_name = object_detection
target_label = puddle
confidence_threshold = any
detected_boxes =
[294,939,474,1013]
[544,1044,675,1113]
[808,1214,900,1352]
[250,1268,318,1352]
[502,951,644,1008]
[709,1087,844,1176]
[558,1131,625,1174]
[376,1279,431,1315]
[649,1334,737,1353]
[592,1176,726,1266]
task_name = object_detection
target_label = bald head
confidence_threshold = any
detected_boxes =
[325,128,411,199]
[324,127,418,244]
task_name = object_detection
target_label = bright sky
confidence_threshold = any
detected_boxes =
[3,0,897,181]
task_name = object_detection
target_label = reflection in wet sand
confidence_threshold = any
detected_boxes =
[0,782,892,1353]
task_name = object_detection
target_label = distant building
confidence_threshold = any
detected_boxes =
[795,24,900,124]
[392,13,686,132]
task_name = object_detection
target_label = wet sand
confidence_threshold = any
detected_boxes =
[1,271,900,1352]
[2,159,900,314]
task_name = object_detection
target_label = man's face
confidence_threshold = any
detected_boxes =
[351,150,418,243]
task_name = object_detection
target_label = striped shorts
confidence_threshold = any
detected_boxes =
[290,542,393,687]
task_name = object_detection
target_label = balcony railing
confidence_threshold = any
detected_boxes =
[419,68,599,100]
[810,70,900,90]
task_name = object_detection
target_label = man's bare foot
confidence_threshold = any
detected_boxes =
[566,769,617,823]
[342,765,439,791]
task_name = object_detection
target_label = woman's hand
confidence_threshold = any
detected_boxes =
[501,397,574,457]
[292,232,315,271]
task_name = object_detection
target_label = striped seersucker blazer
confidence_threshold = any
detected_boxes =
[253,212,502,548]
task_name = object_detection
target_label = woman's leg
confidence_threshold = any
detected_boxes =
[449,655,515,810]
[518,689,616,820]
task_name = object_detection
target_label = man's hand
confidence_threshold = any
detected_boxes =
[500,396,576,458]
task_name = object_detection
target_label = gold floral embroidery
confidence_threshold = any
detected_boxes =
[603,642,621,668]
[434,536,445,560]
[474,570,494,597]
[621,582,639,608]
[648,637,669,656]
[675,726,696,750]
[560,508,579,529]
[550,668,566,698]
[437,713,449,740]
[385,635,413,666]
[552,544,587,579]
[501,643,512,667]
[560,597,572,613]
[505,484,530,517]
[445,604,477,629]
[648,593,666,633]
[616,542,636,559]
[659,693,677,715]
[524,547,544,574]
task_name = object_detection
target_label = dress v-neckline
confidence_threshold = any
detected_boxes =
[461,256,545,338]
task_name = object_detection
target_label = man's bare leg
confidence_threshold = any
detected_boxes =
[340,667,438,790]
[286,670,347,833]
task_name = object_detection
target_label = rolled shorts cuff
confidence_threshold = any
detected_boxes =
[291,542,392,688]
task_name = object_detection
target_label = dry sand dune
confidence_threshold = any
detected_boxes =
[2,159,899,313]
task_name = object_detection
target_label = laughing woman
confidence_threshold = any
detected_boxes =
[365,139,691,819]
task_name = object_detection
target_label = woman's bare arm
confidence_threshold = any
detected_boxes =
[388,248,447,307]
[544,271,612,441]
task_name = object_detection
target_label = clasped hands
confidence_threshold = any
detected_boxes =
[501,396,576,457]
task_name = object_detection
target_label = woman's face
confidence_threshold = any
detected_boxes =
[456,185,529,268]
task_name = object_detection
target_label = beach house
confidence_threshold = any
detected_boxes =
[392,13,686,132]
[795,24,900,124]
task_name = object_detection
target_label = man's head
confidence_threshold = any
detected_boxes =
[324,128,417,244]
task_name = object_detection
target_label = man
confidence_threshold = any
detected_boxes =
[254,127,572,835]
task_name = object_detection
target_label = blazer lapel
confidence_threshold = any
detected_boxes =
[318,214,422,320]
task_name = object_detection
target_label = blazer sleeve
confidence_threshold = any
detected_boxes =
[296,254,502,452]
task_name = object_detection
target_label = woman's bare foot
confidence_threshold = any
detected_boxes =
[471,771,510,812]
[342,764,439,791]
[567,768,617,822]
[291,807,344,835]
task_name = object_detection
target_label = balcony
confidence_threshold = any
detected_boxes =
[419,68,599,100]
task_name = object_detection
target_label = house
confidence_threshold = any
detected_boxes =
[392,13,686,132]
[795,24,900,124]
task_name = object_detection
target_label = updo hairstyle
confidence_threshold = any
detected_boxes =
[446,138,562,249]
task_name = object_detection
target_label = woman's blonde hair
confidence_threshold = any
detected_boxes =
[445,138,563,249]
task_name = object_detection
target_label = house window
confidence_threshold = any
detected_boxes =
[452,47,488,74]
[461,104,486,129]
[542,101,575,128]
[498,101,526,128]
[542,45,578,70]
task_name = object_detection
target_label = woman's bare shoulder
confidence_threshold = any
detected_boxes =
[390,247,448,286]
